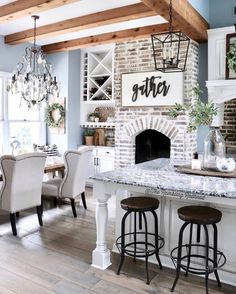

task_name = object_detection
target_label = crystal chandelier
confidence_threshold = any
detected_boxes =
[151,0,190,73]
[7,15,60,108]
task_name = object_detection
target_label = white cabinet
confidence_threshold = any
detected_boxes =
[80,45,115,128]
[87,147,115,184]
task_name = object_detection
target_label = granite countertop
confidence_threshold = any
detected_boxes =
[91,159,236,199]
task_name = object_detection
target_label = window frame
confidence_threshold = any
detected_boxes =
[0,71,46,154]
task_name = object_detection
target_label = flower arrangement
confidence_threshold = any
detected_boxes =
[45,103,65,128]
[88,112,100,122]
[169,84,217,132]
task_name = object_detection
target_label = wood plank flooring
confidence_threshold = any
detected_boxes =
[0,187,234,293]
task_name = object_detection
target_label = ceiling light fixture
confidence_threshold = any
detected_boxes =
[7,15,60,108]
[151,0,190,73]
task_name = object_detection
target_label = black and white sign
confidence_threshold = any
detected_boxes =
[122,71,183,106]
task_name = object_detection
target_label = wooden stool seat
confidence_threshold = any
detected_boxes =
[121,196,159,212]
[178,206,222,225]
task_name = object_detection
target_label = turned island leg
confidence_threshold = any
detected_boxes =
[92,181,112,269]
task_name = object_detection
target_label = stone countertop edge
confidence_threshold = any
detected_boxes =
[91,158,236,199]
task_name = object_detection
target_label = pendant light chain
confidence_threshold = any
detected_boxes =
[151,0,190,72]
[33,16,36,50]
[33,16,37,73]
[169,0,173,32]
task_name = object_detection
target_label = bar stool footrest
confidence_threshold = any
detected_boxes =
[170,244,226,275]
[116,232,164,258]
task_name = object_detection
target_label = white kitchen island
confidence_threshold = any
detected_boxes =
[91,159,236,286]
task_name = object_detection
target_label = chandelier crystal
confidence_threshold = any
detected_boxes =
[7,15,60,108]
[151,0,190,73]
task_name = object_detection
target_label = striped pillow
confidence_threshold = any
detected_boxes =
[33,144,58,157]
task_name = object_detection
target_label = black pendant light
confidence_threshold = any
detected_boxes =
[151,0,190,73]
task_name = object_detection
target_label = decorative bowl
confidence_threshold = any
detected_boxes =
[216,157,235,173]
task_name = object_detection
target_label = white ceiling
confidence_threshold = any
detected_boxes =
[0,0,167,46]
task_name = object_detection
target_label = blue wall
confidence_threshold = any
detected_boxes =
[47,50,82,151]
[67,50,83,149]
[0,35,29,72]
[209,0,236,28]
[46,52,69,152]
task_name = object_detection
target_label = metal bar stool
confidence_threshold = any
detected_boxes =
[116,196,165,284]
[171,205,226,294]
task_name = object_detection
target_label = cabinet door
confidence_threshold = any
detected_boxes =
[98,156,114,174]
[88,155,95,177]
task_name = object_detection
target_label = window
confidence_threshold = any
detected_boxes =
[0,74,4,154]
[0,72,46,155]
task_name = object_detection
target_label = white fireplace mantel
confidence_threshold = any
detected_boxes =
[206,79,236,127]
[206,79,236,104]
[206,26,236,127]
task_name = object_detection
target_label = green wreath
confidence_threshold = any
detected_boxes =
[226,40,236,73]
[45,103,65,128]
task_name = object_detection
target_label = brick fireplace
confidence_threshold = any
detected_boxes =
[114,38,199,168]
[135,129,170,164]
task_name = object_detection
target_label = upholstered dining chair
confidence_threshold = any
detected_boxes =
[42,146,93,217]
[0,152,47,236]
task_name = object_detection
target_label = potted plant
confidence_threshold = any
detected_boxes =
[84,128,95,145]
[169,84,217,132]
[226,40,236,73]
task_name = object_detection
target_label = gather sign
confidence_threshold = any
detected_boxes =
[121,71,183,107]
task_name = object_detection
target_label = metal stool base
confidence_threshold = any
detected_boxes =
[171,244,226,275]
[116,232,165,258]
[116,207,164,285]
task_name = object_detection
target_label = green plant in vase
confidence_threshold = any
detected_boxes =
[169,84,217,132]
[83,128,95,145]
[226,40,236,73]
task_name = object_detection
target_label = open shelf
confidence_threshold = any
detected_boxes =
[80,45,115,128]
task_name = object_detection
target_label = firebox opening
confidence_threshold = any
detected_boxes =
[135,130,170,164]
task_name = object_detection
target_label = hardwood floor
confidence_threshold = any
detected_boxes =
[0,188,235,294]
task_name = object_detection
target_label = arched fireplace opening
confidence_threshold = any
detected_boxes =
[135,130,170,164]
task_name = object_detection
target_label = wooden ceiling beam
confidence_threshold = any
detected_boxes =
[0,0,78,23]
[5,3,157,45]
[42,23,169,53]
[140,0,208,42]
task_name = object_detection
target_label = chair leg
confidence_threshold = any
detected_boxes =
[185,223,193,277]
[213,223,222,287]
[9,213,17,236]
[41,196,44,215]
[142,212,150,284]
[36,206,43,226]
[151,210,163,270]
[117,211,130,275]
[70,199,77,218]
[53,197,58,207]
[81,192,87,209]
[203,225,209,294]
[171,222,189,292]
[16,212,20,218]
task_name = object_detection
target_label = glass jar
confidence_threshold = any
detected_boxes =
[203,127,226,169]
